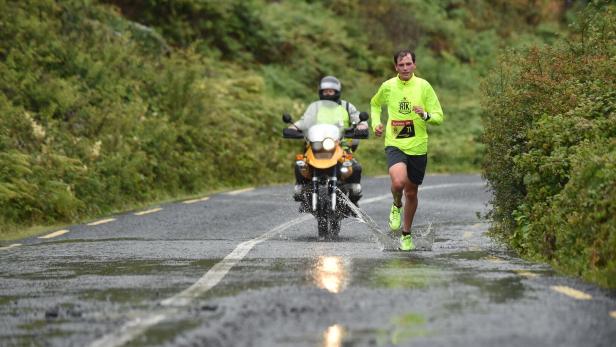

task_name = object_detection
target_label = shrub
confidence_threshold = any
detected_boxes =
[482,2,616,287]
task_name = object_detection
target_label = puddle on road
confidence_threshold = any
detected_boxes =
[322,324,345,347]
[199,259,310,300]
[351,258,447,289]
[387,312,429,344]
[0,295,18,306]
[11,259,216,281]
[317,313,428,347]
[128,318,202,347]
[311,256,350,294]
[441,250,490,260]
[458,272,527,303]
[71,255,538,347]
[230,257,445,294]
[80,287,171,304]
[338,190,434,251]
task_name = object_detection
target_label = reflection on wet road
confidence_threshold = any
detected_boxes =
[312,256,349,294]
[322,324,345,347]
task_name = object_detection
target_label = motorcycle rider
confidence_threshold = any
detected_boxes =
[288,76,368,206]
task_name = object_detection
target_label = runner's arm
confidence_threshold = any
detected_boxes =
[424,83,444,125]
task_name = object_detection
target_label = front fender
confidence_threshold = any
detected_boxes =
[306,146,343,169]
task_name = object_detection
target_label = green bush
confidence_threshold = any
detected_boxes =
[482,3,616,287]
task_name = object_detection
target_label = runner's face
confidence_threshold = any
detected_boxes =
[395,54,415,81]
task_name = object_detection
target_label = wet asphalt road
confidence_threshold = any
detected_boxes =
[1,174,615,347]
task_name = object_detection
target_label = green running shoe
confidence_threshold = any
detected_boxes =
[399,234,415,251]
[389,204,401,231]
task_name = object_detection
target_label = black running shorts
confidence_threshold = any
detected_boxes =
[385,146,428,185]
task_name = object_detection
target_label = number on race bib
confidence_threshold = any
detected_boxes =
[391,120,415,138]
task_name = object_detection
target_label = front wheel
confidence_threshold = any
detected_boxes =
[328,214,340,239]
[317,212,341,240]
[317,214,328,239]
[315,185,342,240]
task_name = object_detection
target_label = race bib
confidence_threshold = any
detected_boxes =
[391,120,415,138]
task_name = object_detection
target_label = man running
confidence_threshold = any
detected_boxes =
[370,49,444,251]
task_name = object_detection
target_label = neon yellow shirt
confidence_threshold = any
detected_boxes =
[370,74,444,155]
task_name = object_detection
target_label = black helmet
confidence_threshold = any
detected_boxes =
[318,76,341,102]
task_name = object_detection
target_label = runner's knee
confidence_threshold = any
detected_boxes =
[404,184,418,199]
[391,176,406,191]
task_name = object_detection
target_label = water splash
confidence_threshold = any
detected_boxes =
[336,189,398,251]
[413,222,434,251]
[336,188,434,252]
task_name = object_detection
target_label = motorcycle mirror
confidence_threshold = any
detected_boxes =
[359,111,369,122]
[282,113,293,124]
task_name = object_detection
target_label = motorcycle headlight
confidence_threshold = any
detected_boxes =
[322,138,336,151]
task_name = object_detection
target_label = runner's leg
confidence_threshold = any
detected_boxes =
[403,182,418,233]
[389,163,408,207]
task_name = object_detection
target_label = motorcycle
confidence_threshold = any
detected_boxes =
[282,100,369,240]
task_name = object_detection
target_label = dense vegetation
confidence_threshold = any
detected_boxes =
[4,0,610,287]
[482,3,615,287]
[0,0,553,235]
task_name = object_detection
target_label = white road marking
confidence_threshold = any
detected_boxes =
[0,243,22,251]
[226,187,255,195]
[87,218,116,226]
[88,181,480,346]
[38,229,69,239]
[88,215,311,347]
[463,231,473,239]
[183,197,210,204]
[134,208,162,216]
[551,285,592,300]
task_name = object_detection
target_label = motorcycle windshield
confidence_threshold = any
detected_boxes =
[298,100,347,132]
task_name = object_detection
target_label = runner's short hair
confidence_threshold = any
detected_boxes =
[393,49,416,65]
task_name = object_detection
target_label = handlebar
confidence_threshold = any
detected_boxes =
[282,128,304,139]
[282,109,369,140]
[343,127,369,139]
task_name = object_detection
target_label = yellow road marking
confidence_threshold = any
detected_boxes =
[134,208,162,216]
[463,231,473,239]
[183,197,209,204]
[87,218,116,226]
[226,187,254,195]
[610,311,616,319]
[484,255,504,263]
[0,243,22,250]
[514,270,538,278]
[551,286,592,300]
[38,229,69,239]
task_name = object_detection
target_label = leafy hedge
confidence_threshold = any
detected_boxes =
[0,0,297,232]
[482,3,616,287]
